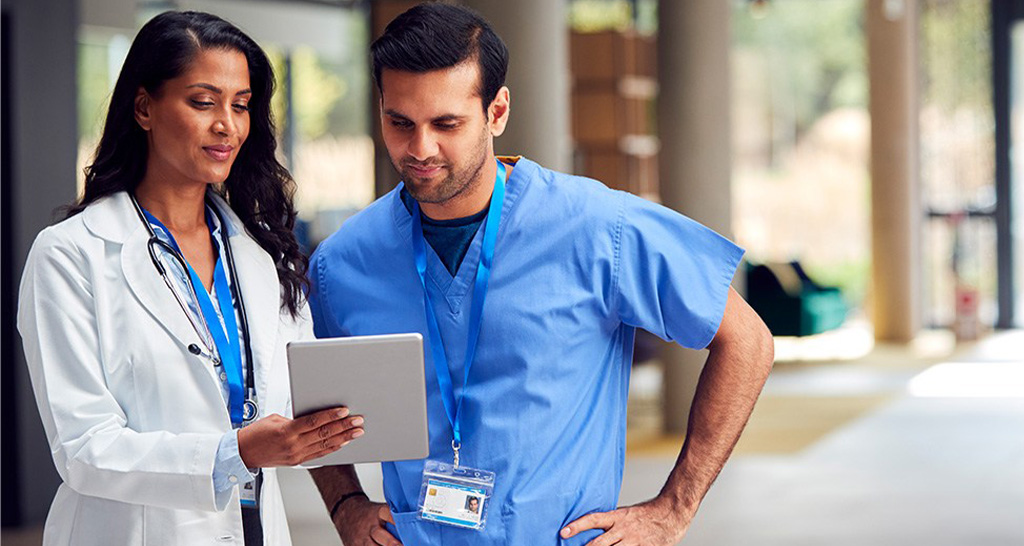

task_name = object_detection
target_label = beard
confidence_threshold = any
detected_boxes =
[396,130,490,206]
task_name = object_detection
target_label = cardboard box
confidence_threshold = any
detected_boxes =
[571,31,657,82]
[572,87,652,145]
[579,148,659,198]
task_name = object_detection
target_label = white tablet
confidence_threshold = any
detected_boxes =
[286,333,429,466]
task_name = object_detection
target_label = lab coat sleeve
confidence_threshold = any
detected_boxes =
[612,192,745,350]
[213,430,255,509]
[17,227,225,511]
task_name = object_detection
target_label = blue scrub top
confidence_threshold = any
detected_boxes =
[309,157,744,545]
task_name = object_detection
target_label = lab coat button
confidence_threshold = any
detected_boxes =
[220,372,228,381]
[228,475,238,483]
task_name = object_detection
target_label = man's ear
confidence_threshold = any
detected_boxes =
[488,86,510,137]
[134,88,153,131]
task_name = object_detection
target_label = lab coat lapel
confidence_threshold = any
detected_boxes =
[120,229,213,355]
[86,193,222,390]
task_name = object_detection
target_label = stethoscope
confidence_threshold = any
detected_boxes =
[129,193,259,424]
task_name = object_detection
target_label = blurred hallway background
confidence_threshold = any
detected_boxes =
[3,0,1022,544]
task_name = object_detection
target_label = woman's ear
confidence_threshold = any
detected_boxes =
[134,88,152,131]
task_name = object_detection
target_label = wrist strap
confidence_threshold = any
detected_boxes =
[330,491,369,520]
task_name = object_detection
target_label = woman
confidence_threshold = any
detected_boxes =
[17,11,359,546]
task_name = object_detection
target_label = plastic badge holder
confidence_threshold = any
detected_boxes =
[417,460,495,530]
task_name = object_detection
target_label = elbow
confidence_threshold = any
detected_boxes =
[756,317,775,375]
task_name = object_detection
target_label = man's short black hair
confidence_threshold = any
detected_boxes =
[371,2,509,113]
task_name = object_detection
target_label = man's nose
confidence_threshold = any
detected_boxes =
[407,127,439,161]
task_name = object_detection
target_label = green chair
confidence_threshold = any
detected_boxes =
[746,261,848,337]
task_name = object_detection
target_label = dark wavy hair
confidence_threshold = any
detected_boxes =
[67,11,308,316]
[371,2,508,113]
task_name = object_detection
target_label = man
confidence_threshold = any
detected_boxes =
[308,4,774,546]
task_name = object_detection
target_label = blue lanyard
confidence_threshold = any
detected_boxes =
[411,160,506,450]
[142,208,247,426]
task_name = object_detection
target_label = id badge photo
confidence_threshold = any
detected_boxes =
[417,460,495,530]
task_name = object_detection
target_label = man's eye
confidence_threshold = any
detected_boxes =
[390,119,413,128]
[435,123,458,130]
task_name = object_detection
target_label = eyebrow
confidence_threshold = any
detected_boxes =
[383,109,466,123]
[186,83,252,96]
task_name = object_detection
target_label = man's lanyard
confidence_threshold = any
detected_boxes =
[142,208,247,426]
[411,159,506,467]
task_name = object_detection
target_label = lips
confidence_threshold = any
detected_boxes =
[406,163,446,178]
[203,144,234,161]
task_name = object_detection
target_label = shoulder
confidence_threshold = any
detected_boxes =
[509,157,627,235]
[26,211,95,267]
[312,190,399,259]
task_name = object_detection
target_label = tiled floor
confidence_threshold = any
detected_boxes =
[280,329,1024,545]
[5,330,1022,545]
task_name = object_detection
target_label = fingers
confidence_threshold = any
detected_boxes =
[244,408,365,467]
[378,505,395,525]
[298,414,364,447]
[562,511,615,538]
[583,531,622,546]
[297,407,350,432]
[370,525,403,546]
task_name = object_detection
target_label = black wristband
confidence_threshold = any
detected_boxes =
[329,491,369,520]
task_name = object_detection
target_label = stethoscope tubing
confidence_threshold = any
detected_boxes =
[129,192,257,421]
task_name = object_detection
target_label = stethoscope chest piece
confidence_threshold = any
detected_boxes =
[243,399,259,423]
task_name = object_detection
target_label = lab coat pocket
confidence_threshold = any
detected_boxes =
[387,508,441,545]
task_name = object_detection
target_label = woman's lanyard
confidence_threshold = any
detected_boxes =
[411,159,506,468]
[142,208,248,427]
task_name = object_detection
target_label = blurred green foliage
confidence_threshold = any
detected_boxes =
[733,0,866,138]
[569,0,657,35]
[77,41,114,142]
[920,0,991,111]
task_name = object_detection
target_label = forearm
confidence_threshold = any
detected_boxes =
[309,464,365,511]
[660,299,774,514]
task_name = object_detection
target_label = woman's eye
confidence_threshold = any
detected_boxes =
[232,103,250,112]
[190,99,215,108]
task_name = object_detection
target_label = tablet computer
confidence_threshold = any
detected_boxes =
[287,333,429,466]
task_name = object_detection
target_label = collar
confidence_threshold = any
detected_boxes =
[83,190,243,243]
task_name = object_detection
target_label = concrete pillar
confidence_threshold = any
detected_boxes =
[867,0,920,342]
[4,0,79,525]
[462,0,573,172]
[657,0,734,433]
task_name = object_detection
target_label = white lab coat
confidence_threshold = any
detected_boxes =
[18,191,309,546]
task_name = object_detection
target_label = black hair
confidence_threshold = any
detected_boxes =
[66,10,308,317]
[370,2,509,113]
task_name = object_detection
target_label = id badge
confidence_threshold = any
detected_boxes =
[417,460,495,530]
[240,472,261,509]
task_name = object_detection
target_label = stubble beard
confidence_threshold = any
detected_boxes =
[397,130,490,208]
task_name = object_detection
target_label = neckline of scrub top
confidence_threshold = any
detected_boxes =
[391,156,530,311]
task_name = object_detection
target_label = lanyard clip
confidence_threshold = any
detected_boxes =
[452,439,461,469]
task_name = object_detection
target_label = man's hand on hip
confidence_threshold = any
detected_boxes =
[332,497,402,546]
[559,495,691,546]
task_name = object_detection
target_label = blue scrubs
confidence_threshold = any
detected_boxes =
[309,157,744,545]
